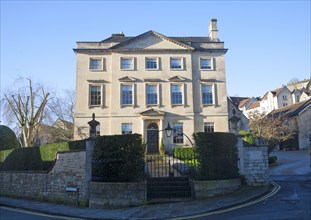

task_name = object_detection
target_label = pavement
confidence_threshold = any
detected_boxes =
[0,183,277,220]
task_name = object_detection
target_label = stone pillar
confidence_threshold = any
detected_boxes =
[236,136,245,175]
[85,138,95,202]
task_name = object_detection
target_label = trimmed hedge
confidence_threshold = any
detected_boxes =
[0,125,19,150]
[92,134,145,182]
[0,140,86,171]
[174,147,196,160]
[193,132,239,180]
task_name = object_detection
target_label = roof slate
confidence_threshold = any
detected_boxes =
[269,99,311,118]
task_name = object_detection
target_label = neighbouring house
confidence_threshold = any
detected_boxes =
[34,119,74,146]
[268,99,311,150]
[73,19,230,153]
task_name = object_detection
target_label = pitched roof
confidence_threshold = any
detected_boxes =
[269,99,311,118]
[247,101,260,110]
[109,30,194,50]
[228,96,250,108]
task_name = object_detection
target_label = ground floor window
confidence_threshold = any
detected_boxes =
[122,123,132,134]
[204,122,214,132]
[172,123,183,144]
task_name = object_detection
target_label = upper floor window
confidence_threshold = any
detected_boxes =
[122,123,132,134]
[172,123,183,144]
[170,57,183,70]
[90,58,103,70]
[171,84,183,105]
[121,58,134,70]
[200,58,212,70]
[146,58,158,70]
[204,122,214,132]
[282,95,287,100]
[121,84,133,105]
[89,85,102,106]
[296,95,300,102]
[202,84,213,105]
[283,103,288,107]
[146,85,158,105]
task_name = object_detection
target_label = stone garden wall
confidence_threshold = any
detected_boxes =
[236,137,269,186]
[89,182,146,208]
[193,178,241,199]
[0,151,88,206]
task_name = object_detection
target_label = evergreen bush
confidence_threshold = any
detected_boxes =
[193,132,239,180]
[174,147,196,160]
[0,125,19,150]
[92,134,145,182]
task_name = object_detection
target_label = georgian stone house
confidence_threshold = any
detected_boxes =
[73,19,229,153]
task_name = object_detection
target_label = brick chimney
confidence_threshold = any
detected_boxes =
[208,18,219,41]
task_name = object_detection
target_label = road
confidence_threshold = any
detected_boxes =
[191,150,311,220]
[0,206,74,220]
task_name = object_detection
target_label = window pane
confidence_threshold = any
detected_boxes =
[146,85,158,105]
[204,122,214,132]
[122,123,132,134]
[90,59,102,70]
[146,58,158,69]
[171,85,182,105]
[121,85,133,105]
[90,86,101,106]
[173,123,183,144]
[121,58,133,69]
[200,58,211,70]
[202,85,213,105]
[171,58,182,69]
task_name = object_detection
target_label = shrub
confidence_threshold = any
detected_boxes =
[0,125,19,150]
[239,130,256,145]
[92,134,145,182]
[193,132,239,180]
[269,156,278,164]
[174,147,196,160]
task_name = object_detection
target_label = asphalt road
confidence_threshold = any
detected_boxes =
[191,150,311,220]
[0,206,68,220]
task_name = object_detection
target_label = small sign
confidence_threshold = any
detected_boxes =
[65,187,78,192]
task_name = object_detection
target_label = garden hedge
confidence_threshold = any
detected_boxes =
[92,134,145,182]
[174,147,196,160]
[193,132,239,180]
[0,139,86,171]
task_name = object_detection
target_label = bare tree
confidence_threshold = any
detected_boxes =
[249,112,294,153]
[3,78,50,147]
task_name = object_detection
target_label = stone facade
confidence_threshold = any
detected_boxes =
[89,182,146,208]
[240,146,269,186]
[0,151,88,206]
[74,18,229,153]
[193,178,241,199]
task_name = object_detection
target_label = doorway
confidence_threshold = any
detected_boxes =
[147,123,159,154]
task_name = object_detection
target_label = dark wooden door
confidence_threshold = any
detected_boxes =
[147,123,159,154]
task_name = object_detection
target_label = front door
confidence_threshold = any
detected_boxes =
[147,123,159,154]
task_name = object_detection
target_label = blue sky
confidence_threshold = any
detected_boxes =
[1,0,310,98]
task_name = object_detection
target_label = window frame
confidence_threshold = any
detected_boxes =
[171,84,184,106]
[145,57,159,70]
[146,84,159,106]
[89,58,104,71]
[204,122,215,133]
[172,122,184,144]
[89,84,103,107]
[201,84,214,106]
[170,57,184,70]
[120,57,135,70]
[121,84,134,106]
[200,57,213,70]
[122,123,133,134]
